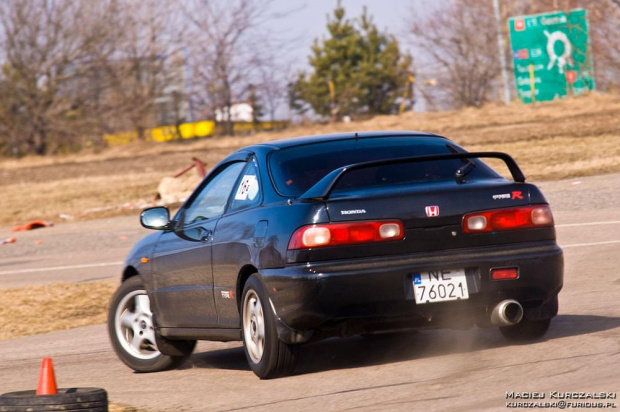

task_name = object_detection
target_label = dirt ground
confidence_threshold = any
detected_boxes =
[0,92,619,226]
[0,281,116,341]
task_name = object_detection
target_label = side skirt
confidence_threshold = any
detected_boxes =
[159,327,241,342]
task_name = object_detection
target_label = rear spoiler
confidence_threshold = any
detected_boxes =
[298,152,526,201]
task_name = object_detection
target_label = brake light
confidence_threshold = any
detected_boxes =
[463,205,554,233]
[288,221,404,250]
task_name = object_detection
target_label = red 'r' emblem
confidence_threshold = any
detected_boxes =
[425,206,439,217]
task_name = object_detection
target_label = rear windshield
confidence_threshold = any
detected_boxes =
[268,137,501,197]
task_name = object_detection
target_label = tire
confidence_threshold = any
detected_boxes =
[499,318,551,341]
[0,388,106,412]
[241,274,299,379]
[108,276,195,372]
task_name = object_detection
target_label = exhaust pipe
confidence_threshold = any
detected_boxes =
[490,299,523,327]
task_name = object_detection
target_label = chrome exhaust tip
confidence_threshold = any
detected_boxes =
[490,299,524,327]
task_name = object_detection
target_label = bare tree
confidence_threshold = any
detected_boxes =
[0,0,120,155]
[253,53,296,123]
[183,0,282,135]
[408,0,500,109]
[0,0,192,155]
[101,0,189,138]
[586,0,620,91]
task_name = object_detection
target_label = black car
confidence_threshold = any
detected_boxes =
[108,131,563,378]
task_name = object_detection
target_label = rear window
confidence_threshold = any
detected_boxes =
[268,137,501,197]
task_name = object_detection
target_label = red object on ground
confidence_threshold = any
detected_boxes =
[192,157,206,178]
[1,237,16,245]
[36,358,58,395]
[11,220,54,232]
[170,157,207,178]
[171,163,195,178]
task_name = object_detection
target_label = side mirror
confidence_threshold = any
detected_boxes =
[140,207,171,230]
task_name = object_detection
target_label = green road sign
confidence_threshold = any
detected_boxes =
[508,9,594,103]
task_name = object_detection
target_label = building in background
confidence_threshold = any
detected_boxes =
[215,102,254,123]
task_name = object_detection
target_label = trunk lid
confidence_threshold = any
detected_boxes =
[287,179,555,263]
[326,179,537,228]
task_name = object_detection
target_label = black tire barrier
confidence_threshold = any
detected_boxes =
[0,388,107,412]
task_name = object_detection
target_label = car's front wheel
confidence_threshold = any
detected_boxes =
[108,276,195,372]
[241,274,299,379]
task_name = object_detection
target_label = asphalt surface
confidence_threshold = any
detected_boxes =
[0,215,150,288]
[1,173,619,411]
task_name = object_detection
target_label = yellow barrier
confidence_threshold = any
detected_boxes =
[104,120,285,147]
[104,120,216,147]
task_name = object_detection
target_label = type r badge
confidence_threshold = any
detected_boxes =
[425,206,440,217]
[220,290,234,299]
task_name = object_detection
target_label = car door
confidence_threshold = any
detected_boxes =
[212,157,264,327]
[150,161,246,328]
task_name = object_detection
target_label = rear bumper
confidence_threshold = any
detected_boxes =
[261,241,563,340]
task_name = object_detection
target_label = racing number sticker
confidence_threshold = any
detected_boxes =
[235,175,259,201]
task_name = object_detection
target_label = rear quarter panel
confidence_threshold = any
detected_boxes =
[212,202,329,326]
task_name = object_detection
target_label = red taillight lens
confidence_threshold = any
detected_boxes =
[288,221,404,250]
[490,267,519,280]
[463,205,554,234]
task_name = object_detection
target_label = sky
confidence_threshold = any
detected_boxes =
[270,0,418,72]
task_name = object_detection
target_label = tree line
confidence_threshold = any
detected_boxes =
[0,0,619,157]
[0,0,290,156]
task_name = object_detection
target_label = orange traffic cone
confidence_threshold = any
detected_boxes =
[35,358,58,395]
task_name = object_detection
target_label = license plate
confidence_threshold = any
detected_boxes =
[413,269,469,304]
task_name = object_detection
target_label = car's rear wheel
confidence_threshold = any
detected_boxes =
[499,318,551,341]
[241,274,299,379]
[108,276,195,372]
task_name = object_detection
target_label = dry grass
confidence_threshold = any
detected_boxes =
[1,92,619,226]
[0,281,116,341]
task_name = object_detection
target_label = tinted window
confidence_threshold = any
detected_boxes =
[183,162,245,223]
[268,137,500,197]
[228,159,261,213]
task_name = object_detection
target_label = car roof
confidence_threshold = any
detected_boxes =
[245,130,446,152]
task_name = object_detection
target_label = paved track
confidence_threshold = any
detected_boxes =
[1,173,619,411]
[0,215,145,288]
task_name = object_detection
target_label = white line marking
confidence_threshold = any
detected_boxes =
[2,220,619,276]
[557,221,620,228]
[562,240,620,249]
[0,261,123,276]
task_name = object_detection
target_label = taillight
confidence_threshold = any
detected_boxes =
[463,205,554,234]
[288,221,404,250]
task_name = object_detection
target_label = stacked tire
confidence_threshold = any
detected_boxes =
[0,388,107,411]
